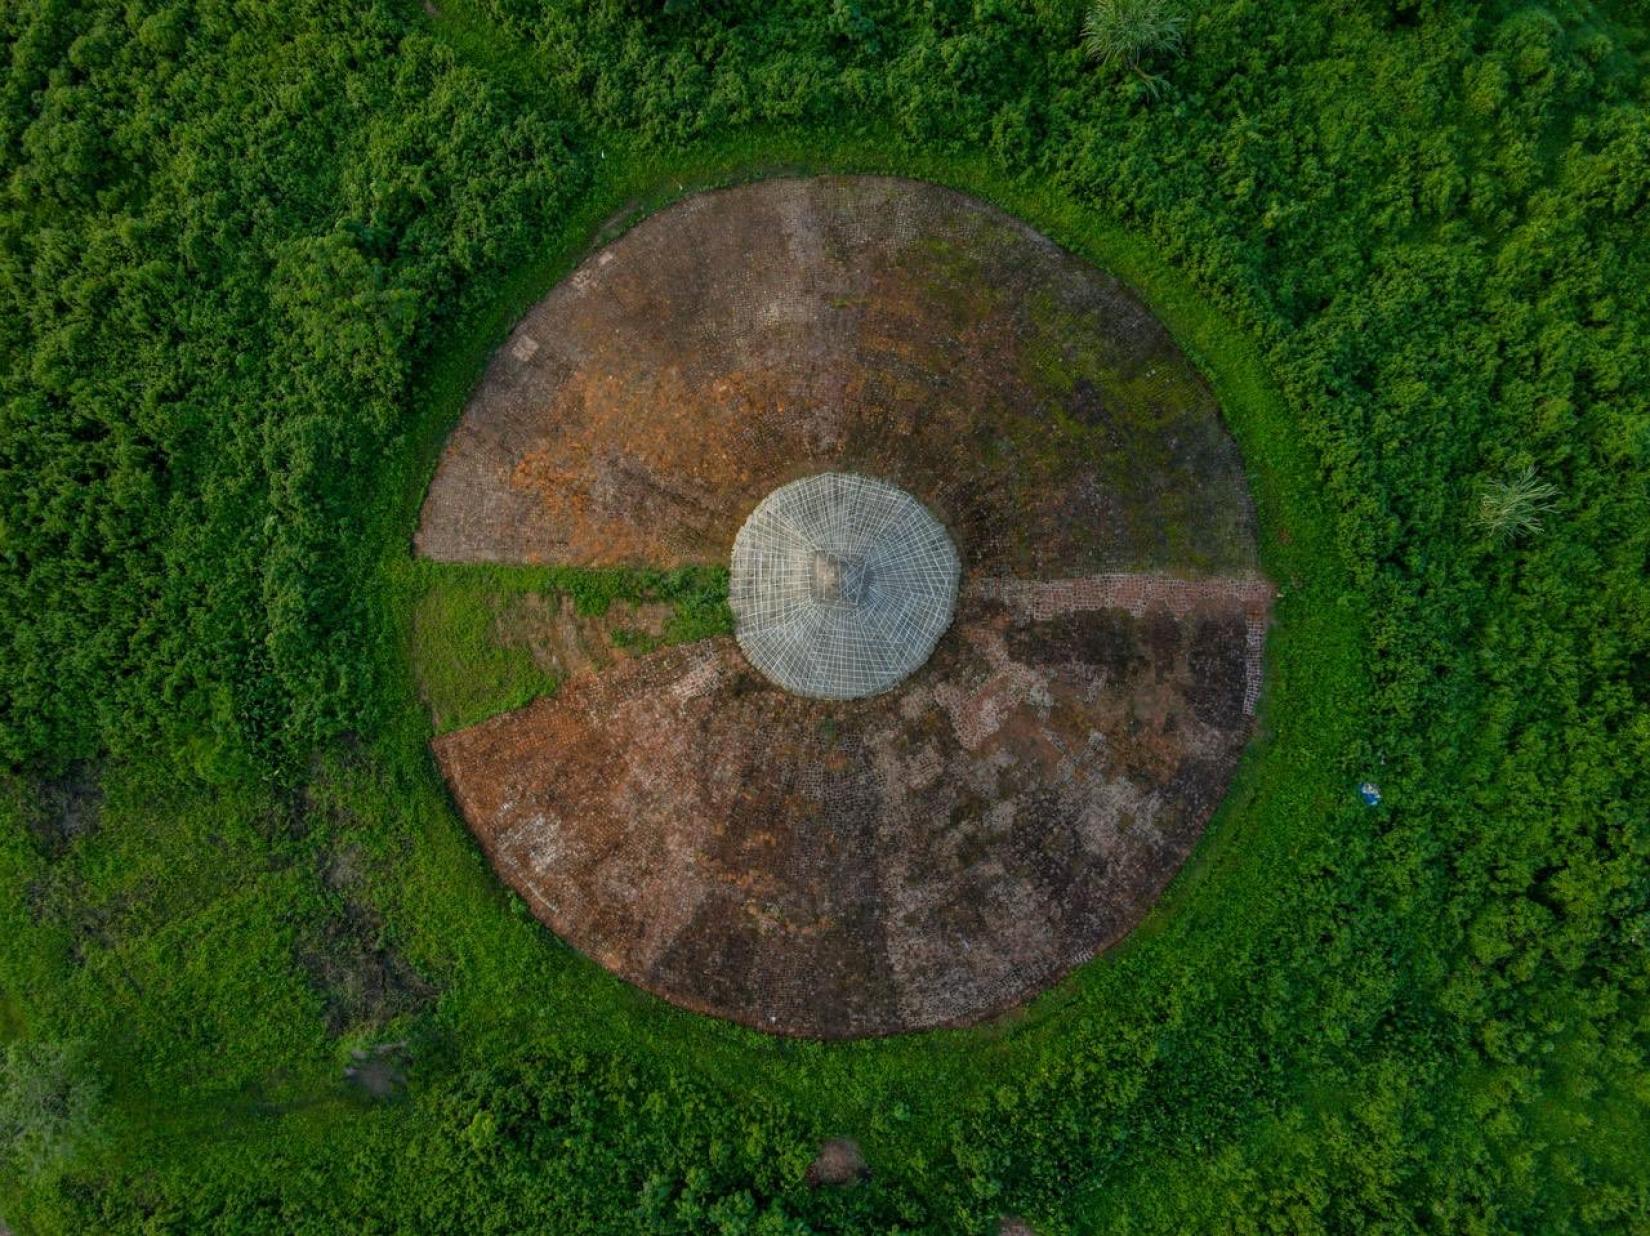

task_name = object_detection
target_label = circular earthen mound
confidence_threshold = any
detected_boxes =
[730,472,960,700]
[422,176,1272,1038]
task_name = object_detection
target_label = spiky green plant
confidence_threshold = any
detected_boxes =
[1476,465,1560,542]
[1082,0,1187,93]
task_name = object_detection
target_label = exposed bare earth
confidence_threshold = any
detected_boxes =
[421,177,1271,1037]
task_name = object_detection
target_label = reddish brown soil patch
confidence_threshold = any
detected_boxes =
[433,578,1269,1037]
[416,177,1257,578]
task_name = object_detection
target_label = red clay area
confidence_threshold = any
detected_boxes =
[433,577,1271,1037]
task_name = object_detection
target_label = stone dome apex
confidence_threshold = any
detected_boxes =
[730,473,960,700]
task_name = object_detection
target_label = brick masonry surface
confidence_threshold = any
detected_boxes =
[418,177,1275,1037]
[433,570,1271,1037]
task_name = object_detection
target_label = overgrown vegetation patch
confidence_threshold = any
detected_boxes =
[19,765,101,862]
[295,841,437,1040]
[410,563,731,731]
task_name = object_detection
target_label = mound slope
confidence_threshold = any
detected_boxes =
[421,177,1271,1036]
[416,176,1257,578]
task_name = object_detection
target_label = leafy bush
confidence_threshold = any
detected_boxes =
[1081,0,1186,92]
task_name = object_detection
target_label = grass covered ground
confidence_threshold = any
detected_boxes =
[1,0,1647,1231]
[410,562,730,732]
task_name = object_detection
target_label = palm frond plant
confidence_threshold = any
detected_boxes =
[1475,465,1561,543]
[1082,0,1187,95]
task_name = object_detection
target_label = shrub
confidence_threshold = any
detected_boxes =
[1475,466,1561,542]
[1081,0,1186,93]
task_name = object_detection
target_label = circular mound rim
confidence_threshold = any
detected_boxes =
[729,472,961,700]
[412,170,1296,1041]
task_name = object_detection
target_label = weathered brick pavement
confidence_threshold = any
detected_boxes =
[420,177,1273,1036]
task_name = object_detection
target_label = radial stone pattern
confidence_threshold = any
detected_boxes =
[730,474,960,700]
[421,176,1274,1038]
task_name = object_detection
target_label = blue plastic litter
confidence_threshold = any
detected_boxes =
[1359,781,1383,807]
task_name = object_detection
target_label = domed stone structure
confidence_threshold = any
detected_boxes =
[730,473,960,700]
[420,176,1273,1037]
